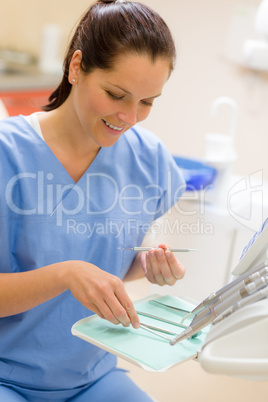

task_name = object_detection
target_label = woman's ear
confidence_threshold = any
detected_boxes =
[68,50,83,84]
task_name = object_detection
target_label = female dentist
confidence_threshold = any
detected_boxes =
[0,1,185,401]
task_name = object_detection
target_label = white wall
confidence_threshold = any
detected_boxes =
[139,0,268,181]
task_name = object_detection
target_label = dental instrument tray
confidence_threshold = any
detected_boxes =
[71,294,210,372]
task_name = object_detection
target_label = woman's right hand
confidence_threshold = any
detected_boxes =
[64,261,140,329]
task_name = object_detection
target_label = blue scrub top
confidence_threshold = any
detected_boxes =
[0,116,185,391]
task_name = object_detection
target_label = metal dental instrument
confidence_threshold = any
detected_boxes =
[181,262,268,325]
[140,323,179,336]
[119,247,200,252]
[212,285,268,325]
[171,275,268,345]
[136,310,188,329]
[139,324,173,341]
[137,311,201,338]
[149,299,191,314]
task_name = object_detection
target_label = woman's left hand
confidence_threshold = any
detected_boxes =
[141,243,185,286]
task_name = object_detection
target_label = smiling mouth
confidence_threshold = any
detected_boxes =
[102,119,124,132]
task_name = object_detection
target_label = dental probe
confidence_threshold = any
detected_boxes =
[189,266,268,324]
[170,276,268,345]
[139,324,174,341]
[120,247,200,252]
[149,299,191,313]
[136,311,188,329]
[186,262,268,318]
[212,286,268,325]
[140,323,179,336]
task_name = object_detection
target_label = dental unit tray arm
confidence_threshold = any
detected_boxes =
[198,222,268,380]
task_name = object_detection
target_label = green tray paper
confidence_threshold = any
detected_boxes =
[71,294,209,372]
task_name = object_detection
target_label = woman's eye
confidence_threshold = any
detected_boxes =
[106,91,124,101]
[106,90,153,107]
[141,100,153,107]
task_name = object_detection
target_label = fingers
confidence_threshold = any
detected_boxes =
[112,286,140,329]
[89,291,140,329]
[147,250,167,285]
[70,263,140,329]
[145,253,157,284]
[91,299,121,326]
[164,250,185,280]
[89,292,140,328]
[145,247,185,286]
[94,288,140,329]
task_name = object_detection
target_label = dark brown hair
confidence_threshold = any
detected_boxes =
[43,0,176,111]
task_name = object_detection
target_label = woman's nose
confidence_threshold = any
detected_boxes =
[117,105,138,127]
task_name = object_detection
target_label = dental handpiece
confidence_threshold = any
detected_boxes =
[191,266,268,324]
[212,285,268,325]
[191,275,268,327]
[190,262,268,316]
[170,275,268,345]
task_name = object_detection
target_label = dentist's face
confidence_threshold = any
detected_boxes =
[70,52,170,148]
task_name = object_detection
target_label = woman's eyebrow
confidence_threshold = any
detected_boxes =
[108,83,162,99]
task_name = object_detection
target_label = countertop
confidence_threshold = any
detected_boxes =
[0,64,62,92]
